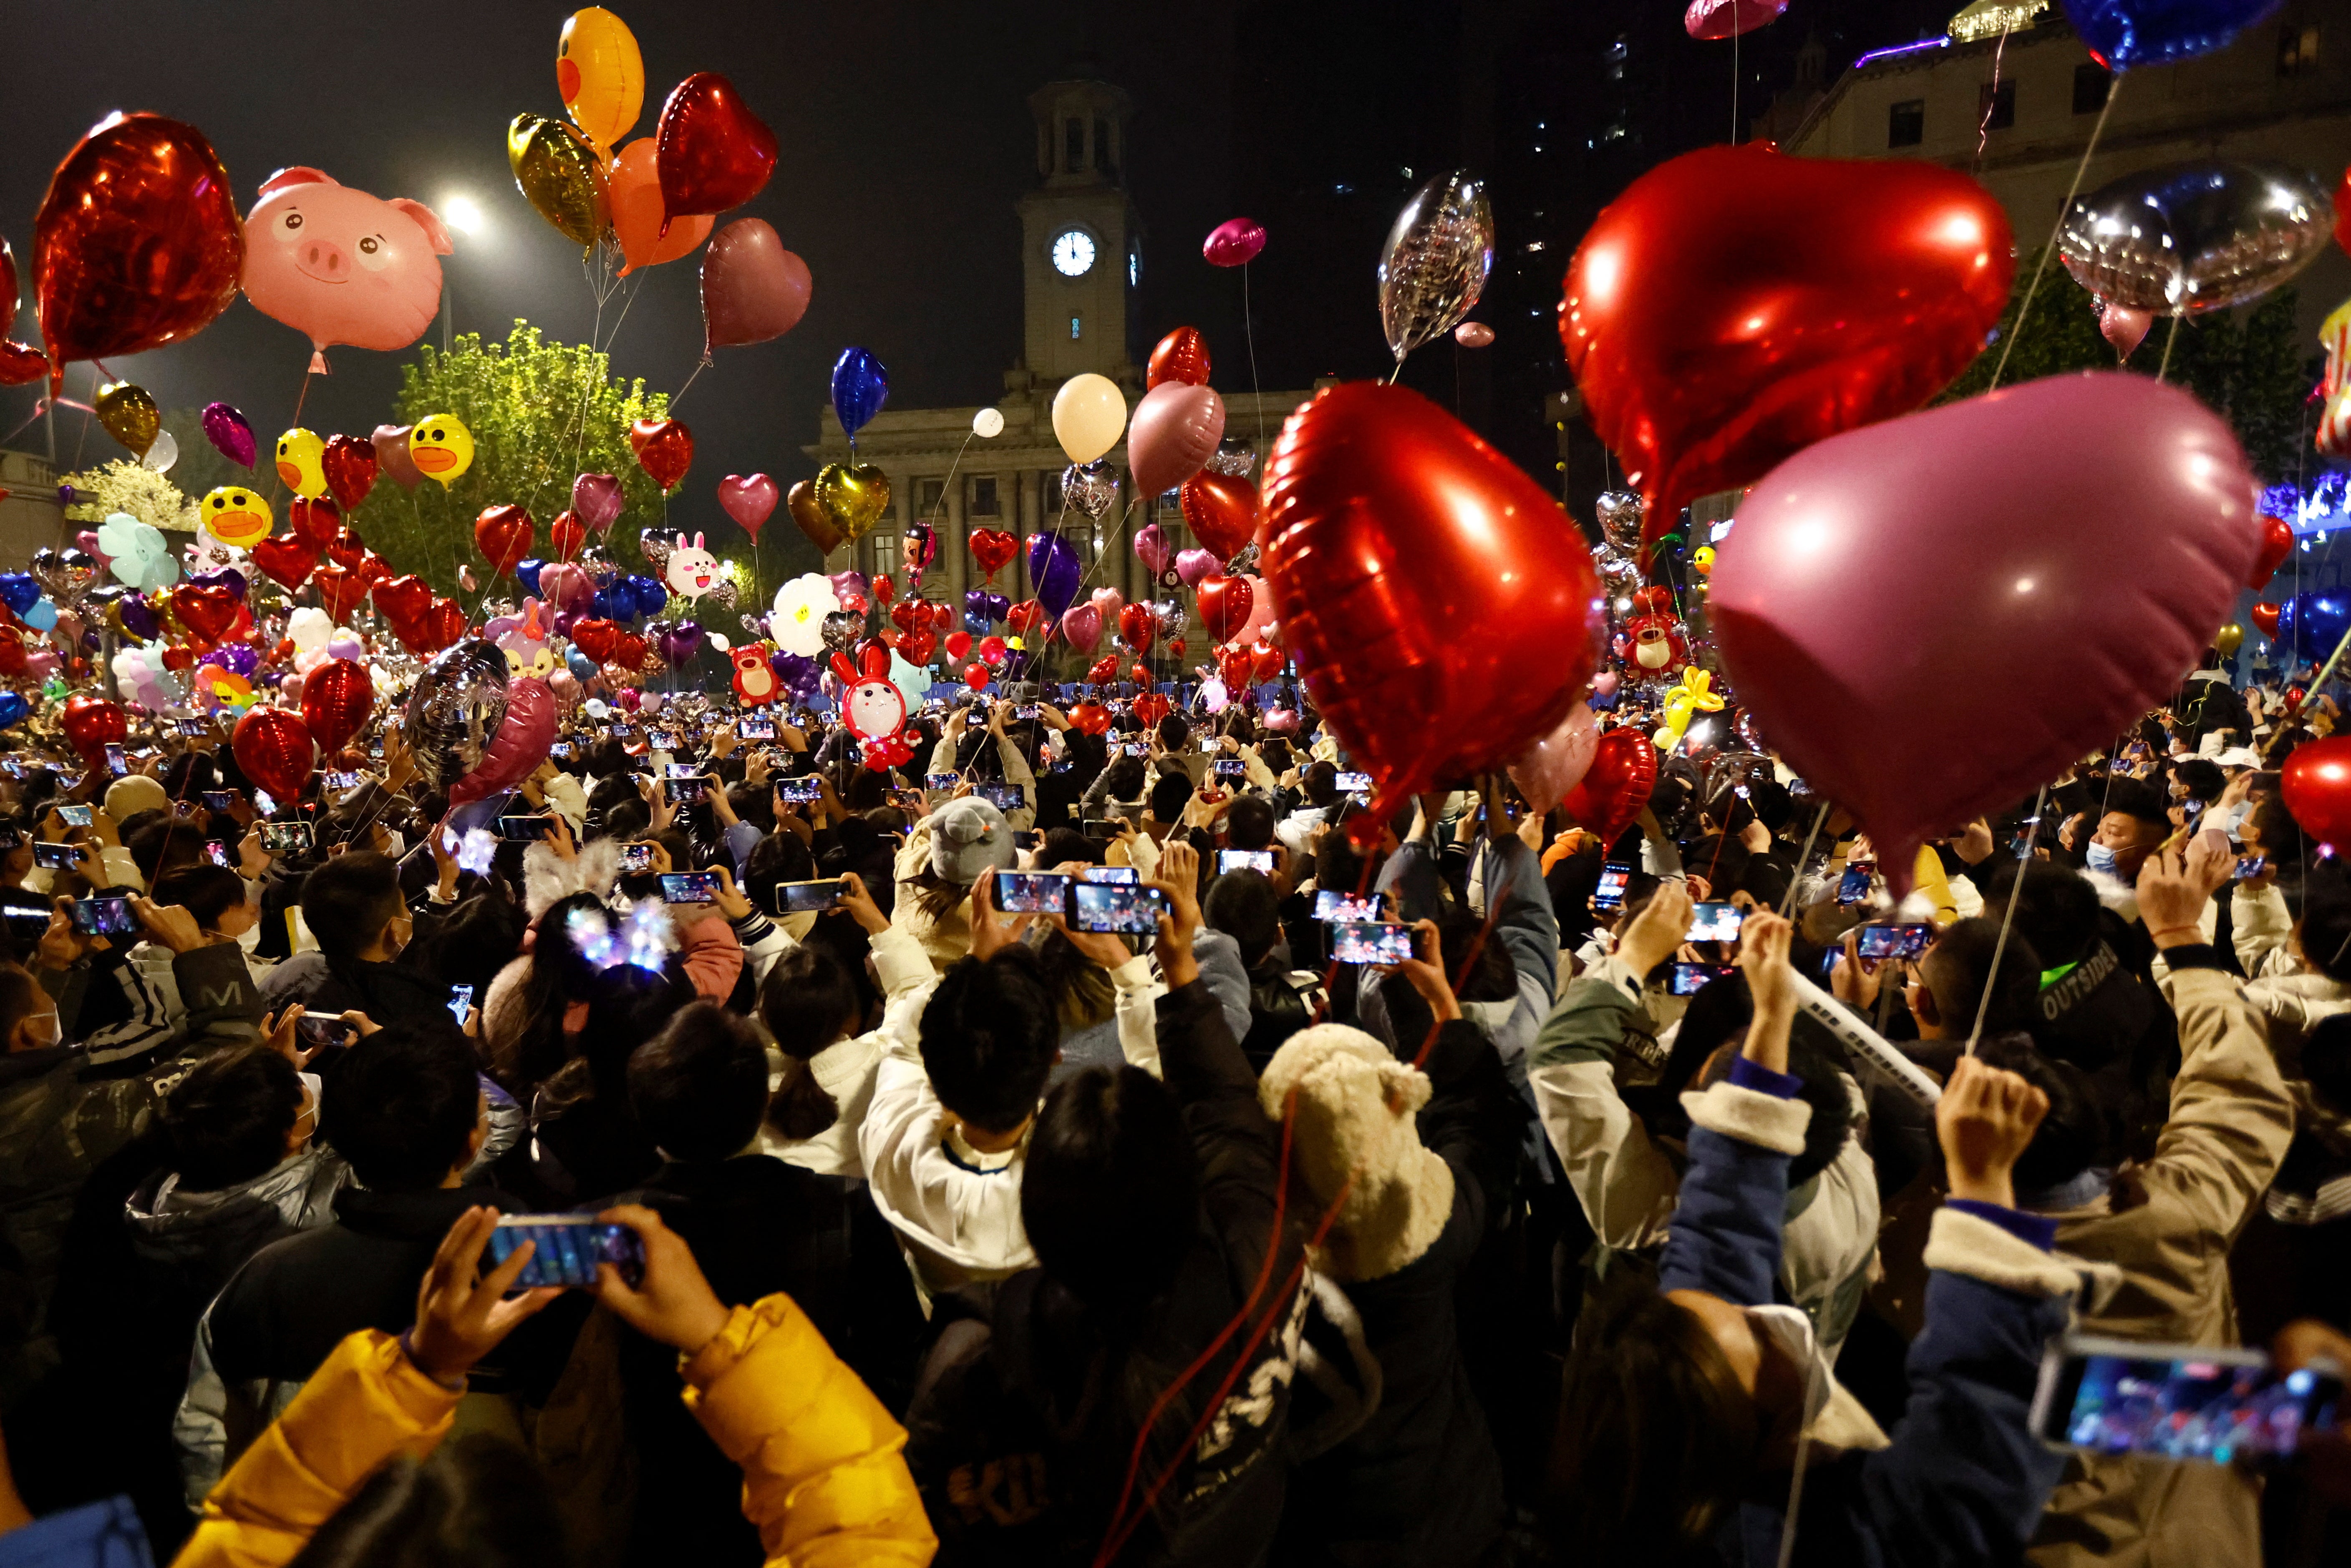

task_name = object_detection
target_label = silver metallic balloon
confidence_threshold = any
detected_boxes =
[1378,170,1494,362]
[700,576,739,613]
[820,610,864,654]
[739,614,766,640]
[1205,436,1257,478]
[30,547,98,607]
[1152,597,1188,642]
[403,640,510,791]
[1061,460,1119,521]
[580,545,618,587]
[1593,544,1642,604]
[1595,492,1645,552]
[639,526,680,574]
[2059,160,2333,316]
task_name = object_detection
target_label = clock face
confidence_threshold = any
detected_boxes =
[1051,229,1097,277]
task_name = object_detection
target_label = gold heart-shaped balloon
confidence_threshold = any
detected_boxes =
[96,381,160,459]
[787,479,844,555]
[815,462,891,542]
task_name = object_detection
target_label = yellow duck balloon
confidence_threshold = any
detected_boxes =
[1691,545,1716,578]
[199,486,274,549]
[1661,667,1726,748]
[274,429,326,498]
[558,8,644,155]
[409,414,475,488]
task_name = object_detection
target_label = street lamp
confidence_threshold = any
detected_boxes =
[438,194,484,350]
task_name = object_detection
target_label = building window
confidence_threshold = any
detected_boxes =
[1978,79,2015,131]
[969,476,999,517]
[1094,116,1115,176]
[1887,98,1925,147]
[868,534,897,572]
[2280,23,2320,75]
[1157,489,1182,517]
[1066,117,1086,171]
[2072,62,2111,113]
[1039,470,1063,514]
[916,478,945,517]
[1071,314,1083,340]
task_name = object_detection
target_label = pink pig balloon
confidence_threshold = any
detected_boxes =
[242,169,453,373]
[1711,372,2259,886]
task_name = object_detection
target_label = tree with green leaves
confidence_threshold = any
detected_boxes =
[1941,251,2323,482]
[349,322,672,594]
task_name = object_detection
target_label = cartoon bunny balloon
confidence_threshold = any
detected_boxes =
[830,643,915,770]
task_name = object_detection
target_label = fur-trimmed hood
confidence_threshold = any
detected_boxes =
[522,835,622,920]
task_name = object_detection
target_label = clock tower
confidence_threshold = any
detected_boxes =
[1015,71,1139,386]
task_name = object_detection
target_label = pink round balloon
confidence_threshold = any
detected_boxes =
[1203,218,1266,268]
[202,403,256,469]
[701,219,813,351]
[1454,321,1495,348]
[446,676,558,805]
[1059,602,1103,653]
[2099,300,2153,360]
[1175,547,1219,587]
[539,561,595,611]
[1127,381,1227,497]
[1134,522,1174,577]
[1508,701,1600,815]
[242,169,451,371]
[718,472,779,537]
[572,472,626,533]
[1711,371,2260,883]
[1684,0,1788,40]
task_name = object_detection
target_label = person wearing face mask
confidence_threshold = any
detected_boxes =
[260,852,461,1031]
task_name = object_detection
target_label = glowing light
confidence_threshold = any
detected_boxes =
[442,195,484,235]
[1580,245,1623,307]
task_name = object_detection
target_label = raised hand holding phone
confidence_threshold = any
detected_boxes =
[1148,841,1202,988]
[588,1204,731,1358]
[405,1208,562,1384]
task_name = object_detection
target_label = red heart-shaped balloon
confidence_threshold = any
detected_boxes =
[1131,662,1151,686]
[2250,513,2295,590]
[301,658,375,753]
[1250,643,1285,685]
[1117,602,1157,655]
[474,504,535,577]
[311,564,373,623]
[370,575,429,628]
[1262,383,1603,812]
[889,598,929,633]
[2285,736,2351,852]
[1559,729,1658,843]
[898,628,936,665]
[629,418,694,492]
[1069,699,1113,735]
[1195,574,1254,645]
[0,630,25,678]
[1217,645,1254,691]
[1133,693,1172,726]
[571,618,622,663]
[1005,600,1042,636]
[324,527,371,571]
[549,509,588,560]
[969,528,1018,579]
[945,630,973,662]
[655,73,778,225]
[249,534,318,591]
[872,574,896,606]
[169,582,238,644]
[1148,327,1211,391]
[350,553,392,594]
[420,599,469,653]
[320,435,378,512]
[1087,655,1119,685]
[1179,471,1260,560]
[159,644,193,673]
[232,706,315,802]
[1561,144,2014,555]
[287,496,341,551]
[2252,601,2282,637]
[0,343,49,387]
[931,600,955,631]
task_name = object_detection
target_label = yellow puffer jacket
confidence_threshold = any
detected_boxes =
[171,1294,937,1568]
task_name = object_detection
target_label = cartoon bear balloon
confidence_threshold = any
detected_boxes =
[242,169,454,374]
[731,643,779,706]
[829,642,914,769]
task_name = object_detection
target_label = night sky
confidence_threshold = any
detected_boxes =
[0,0,1256,580]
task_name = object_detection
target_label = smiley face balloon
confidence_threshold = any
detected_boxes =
[199,486,274,549]
[409,413,475,488]
[558,8,644,153]
[274,428,326,497]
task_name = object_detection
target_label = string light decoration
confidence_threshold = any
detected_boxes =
[1948,0,2050,42]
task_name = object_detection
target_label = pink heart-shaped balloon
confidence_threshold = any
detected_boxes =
[1127,381,1227,497]
[1507,701,1600,816]
[1713,372,2258,883]
[539,562,596,611]
[1590,671,1620,698]
[1059,603,1103,653]
[373,424,422,491]
[1134,522,1173,577]
[1090,586,1125,625]
[1175,547,1218,586]
[718,472,779,537]
[572,472,626,533]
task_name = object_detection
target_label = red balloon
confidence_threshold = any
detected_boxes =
[898,628,935,665]
[963,662,989,690]
[1261,383,1604,814]
[232,706,315,801]
[1117,602,1157,655]
[447,678,557,806]
[0,240,38,384]
[1560,729,1659,842]
[1005,600,1043,638]
[33,113,244,398]
[286,496,341,551]
[1560,143,2013,556]
[324,527,372,571]
[1196,573,1254,645]
[168,582,238,645]
[249,533,318,590]
[2250,513,2295,590]
[655,74,778,230]
[301,658,375,752]
[2336,162,2350,260]
[373,574,433,628]
[1179,471,1260,560]
[2285,735,2351,852]
[549,509,589,559]
[310,564,373,623]
[320,436,379,512]
[1217,644,1254,692]
[2252,601,2282,637]
[1250,642,1285,685]
[629,417,693,492]
[474,504,535,576]
[1088,655,1119,685]
[1147,327,1211,390]
[1132,662,1152,686]
[969,528,1018,579]
[1069,699,1113,735]
[571,618,622,663]
[60,695,126,764]
[945,630,973,662]
[701,218,811,351]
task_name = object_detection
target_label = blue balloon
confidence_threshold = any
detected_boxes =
[515,558,545,598]
[0,574,37,615]
[0,691,25,729]
[2059,0,2284,69]
[627,575,668,618]
[830,348,889,441]
[592,586,623,620]
[566,647,598,681]
[23,599,57,632]
[963,610,991,637]
[2277,590,2351,660]
[1028,529,1081,620]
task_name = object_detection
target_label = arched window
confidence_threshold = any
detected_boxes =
[1066,118,1086,171]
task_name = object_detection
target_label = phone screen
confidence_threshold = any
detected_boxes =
[549,742,574,760]
[448,985,474,1026]
[994,871,1072,915]
[486,1216,645,1289]
[177,718,211,737]
[104,744,127,777]
[71,897,138,937]
[0,892,50,944]
[1686,902,1745,943]
[619,843,655,873]
[978,784,1025,812]
[1330,921,1414,965]
[775,776,822,804]
[1081,818,1122,841]
[203,839,230,868]
[323,771,364,791]
[1593,862,1632,912]
[2031,1336,2342,1461]
[739,718,776,739]
[498,815,554,842]
[1071,881,1165,934]
[1219,848,1274,875]
[660,872,719,904]
[650,732,681,752]
[2235,853,2268,881]
[1315,889,1380,923]
[772,878,846,915]
[55,804,93,828]
[664,763,704,781]
[201,791,236,813]
[1669,961,1736,996]
[1857,923,1931,960]
[925,772,961,792]
[260,821,312,855]
[1213,759,1247,780]
[1081,866,1137,885]
[1334,771,1373,794]
[32,842,78,871]
[1836,864,1874,904]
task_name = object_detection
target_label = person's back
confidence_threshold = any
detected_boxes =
[262,850,453,1027]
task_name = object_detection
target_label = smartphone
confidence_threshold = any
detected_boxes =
[666,777,704,804]
[323,770,364,792]
[1220,848,1274,875]
[776,776,821,804]
[1668,961,1737,996]
[2235,853,2268,881]
[260,821,313,855]
[618,843,655,874]
[55,804,93,828]
[1213,758,1247,781]
[608,723,634,738]
[2011,817,2040,860]
[887,788,924,812]
[2029,1335,2342,1461]
[104,744,127,777]
[1121,742,1150,757]
[1315,888,1381,923]
[176,718,211,737]
[202,790,235,813]
[1334,771,1373,794]
[739,717,776,739]
[1686,901,1745,943]
[1071,881,1165,935]
[1857,923,1932,960]
[32,842,79,871]
[1081,818,1122,841]
[548,742,574,761]
[660,872,718,904]
[1081,866,1138,885]
[486,1215,645,1289]
[1836,863,1875,904]
[650,731,681,752]
[497,814,555,842]
[1330,920,1415,965]
[925,772,961,792]
[448,984,474,1026]
[0,891,50,944]
[295,1014,357,1051]
[70,896,138,937]
[201,839,230,869]
[772,877,847,916]
[1593,862,1633,913]
[1016,704,1040,720]
[994,870,1072,914]
[978,783,1025,812]
[662,763,704,783]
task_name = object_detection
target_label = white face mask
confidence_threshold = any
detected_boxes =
[381,829,406,860]
[26,1011,59,1049]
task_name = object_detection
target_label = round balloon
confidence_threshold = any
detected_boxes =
[1379,171,1493,362]
[558,7,644,151]
[2284,734,2351,853]
[410,415,474,487]
[1053,373,1127,464]
[404,640,512,790]
[610,137,713,274]
[232,706,316,801]
[2060,160,2331,316]
[243,168,453,370]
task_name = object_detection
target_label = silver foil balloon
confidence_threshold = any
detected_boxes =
[30,547,98,606]
[1205,436,1257,478]
[1061,460,1119,521]
[1595,492,1645,552]
[580,545,618,586]
[1378,170,1494,362]
[2059,160,2333,316]
[639,526,680,573]
[1152,597,1188,642]
[739,614,766,640]
[404,640,510,791]
[1593,543,1643,605]
[700,577,739,613]
[820,609,864,653]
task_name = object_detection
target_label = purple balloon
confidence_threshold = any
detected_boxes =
[1711,371,2260,882]
[552,608,579,638]
[1028,530,1081,620]
[830,569,869,608]
[658,620,705,666]
[572,473,625,532]
[200,643,260,677]
[964,586,1010,623]
[118,595,159,640]
[771,650,821,701]
[201,403,256,470]
[189,567,247,601]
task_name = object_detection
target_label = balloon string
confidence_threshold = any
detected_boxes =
[1243,262,1266,450]
[671,356,711,411]
[1988,76,2121,391]
[1778,802,1832,920]
[2155,313,2183,382]
[1972,24,2013,174]
[1966,783,2047,1058]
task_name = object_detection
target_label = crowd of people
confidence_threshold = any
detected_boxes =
[0,650,2342,1568]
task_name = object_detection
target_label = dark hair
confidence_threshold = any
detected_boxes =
[2172,759,2225,803]
[744,830,816,915]
[918,946,1059,1134]
[1203,870,1282,966]
[1038,826,1101,867]
[126,816,205,886]
[0,963,47,1043]
[1694,1026,1855,1187]
[301,852,406,964]
[2304,1013,2351,1117]
[164,1046,302,1191]
[1921,918,2043,1036]
[1023,1065,1198,1310]
[1302,761,1341,810]
[2100,779,2169,834]
[421,890,529,999]
[1975,1035,2112,1193]
[628,1002,769,1162]
[601,799,652,844]
[323,1025,482,1190]
[1155,714,1189,752]
[1225,795,1275,851]
[494,893,610,1093]
[756,944,864,1140]
[1984,861,2102,970]
[152,863,250,933]
[2299,894,2351,983]
[1101,756,1147,802]
[289,1432,566,1568]
[1147,772,1192,824]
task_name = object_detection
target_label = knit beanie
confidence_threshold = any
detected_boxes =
[105,775,170,822]
[1257,1023,1454,1283]
[930,797,1014,885]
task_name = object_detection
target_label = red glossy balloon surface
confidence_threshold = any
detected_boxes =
[60,694,126,763]
[1560,727,1656,842]
[232,705,315,801]
[2285,735,2351,852]
[629,418,693,491]
[655,74,776,229]
[1147,327,1210,390]
[302,658,375,752]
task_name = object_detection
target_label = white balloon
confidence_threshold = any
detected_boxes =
[972,407,1005,439]
[142,429,179,473]
[708,632,732,653]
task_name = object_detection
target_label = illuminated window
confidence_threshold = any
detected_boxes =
[1070,314,1083,340]
[1888,98,1925,146]
[2279,23,2321,75]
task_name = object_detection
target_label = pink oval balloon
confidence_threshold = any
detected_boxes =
[1454,321,1495,348]
[1175,547,1219,586]
[446,676,558,805]
[701,219,813,351]
[373,424,422,490]
[718,472,779,537]
[1684,0,1788,40]
[1508,701,1600,815]
[1711,371,2259,882]
[1134,522,1174,576]
[1059,602,1103,653]
[242,169,451,370]
[572,472,626,533]
[1127,381,1227,497]
[1203,218,1266,267]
